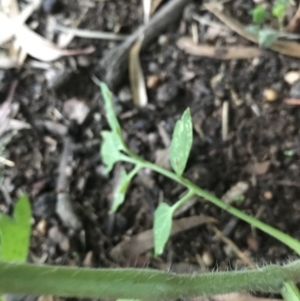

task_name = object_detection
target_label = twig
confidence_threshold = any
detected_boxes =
[101,0,192,90]
[56,137,82,230]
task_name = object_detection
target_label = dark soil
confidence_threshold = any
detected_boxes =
[1,0,300,296]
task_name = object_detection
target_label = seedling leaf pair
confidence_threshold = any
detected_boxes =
[170,108,193,177]
[0,194,31,262]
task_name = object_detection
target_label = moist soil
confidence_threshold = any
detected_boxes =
[1,0,300,297]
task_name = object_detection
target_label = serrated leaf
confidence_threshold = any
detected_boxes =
[99,82,122,136]
[153,203,173,256]
[110,169,130,213]
[170,108,193,176]
[100,131,122,174]
[0,194,31,262]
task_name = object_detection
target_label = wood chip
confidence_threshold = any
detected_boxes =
[177,37,262,59]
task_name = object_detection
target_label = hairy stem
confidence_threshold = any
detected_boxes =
[0,260,300,299]
[120,155,300,255]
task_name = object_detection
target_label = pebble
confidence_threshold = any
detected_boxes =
[284,71,300,85]
[36,219,47,235]
[156,82,179,102]
[263,191,273,200]
[147,75,160,89]
[263,88,278,101]
[202,251,214,266]
[83,251,94,267]
[48,226,70,252]
[289,80,300,98]
[118,86,132,102]
[158,35,169,46]
[33,193,57,219]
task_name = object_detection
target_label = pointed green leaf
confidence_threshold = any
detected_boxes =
[110,169,130,213]
[100,131,123,174]
[0,194,31,262]
[153,203,173,256]
[250,4,267,24]
[170,108,193,176]
[99,82,122,136]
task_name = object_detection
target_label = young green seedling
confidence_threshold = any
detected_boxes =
[247,0,293,48]
[97,80,300,257]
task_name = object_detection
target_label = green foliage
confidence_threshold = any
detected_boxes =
[153,203,173,255]
[0,194,31,262]
[247,0,293,48]
[100,131,123,174]
[250,4,268,24]
[258,28,279,47]
[170,108,193,177]
[98,82,300,257]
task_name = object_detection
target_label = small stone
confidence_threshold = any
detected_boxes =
[284,71,300,85]
[36,219,47,235]
[118,86,132,102]
[33,192,57,219]
[290,81,300,98]
[147,75,160,89]
[48,226,70,252]
[77,55,92,67]
[156,83,179,102]
[83,251,94,267]
[158,35,169,46]
[263,88,278,101]
[247,235,259,251]
[202,251,214,266]
[263,191,273,200]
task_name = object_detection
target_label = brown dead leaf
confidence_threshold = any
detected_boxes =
[204,2,300,59]
[110,215,217,264]
[286,6,300,33]
[129,37,148,107]
[177,37,262,59]
[222,181,249,204]
[245,161,271,176]
[15,25,95,62]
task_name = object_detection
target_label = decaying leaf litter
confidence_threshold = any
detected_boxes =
[1,0,300,299]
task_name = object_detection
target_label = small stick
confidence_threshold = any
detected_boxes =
[101,0,192,90]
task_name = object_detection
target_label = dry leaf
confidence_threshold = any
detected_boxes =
[129,37,148,107]
[15,25,95,62]
[177,37,262,59]
[222,182,249,204]
[110,215,217,263]
[245,161,271,176]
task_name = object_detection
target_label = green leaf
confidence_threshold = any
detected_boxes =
[250,5,267,24]
[272,3,286,19]
[0,194,31,262]
[153,203,173,256]
[100,131,123,174]
[99,82,122,136]
[170,108,193,177]
[258,28,278,48]
[110,169,129,213]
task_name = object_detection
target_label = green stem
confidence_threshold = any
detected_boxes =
[172,189,194,212]
[281,281,300,301]
[121,155,300,255]
[1,260,300,299]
